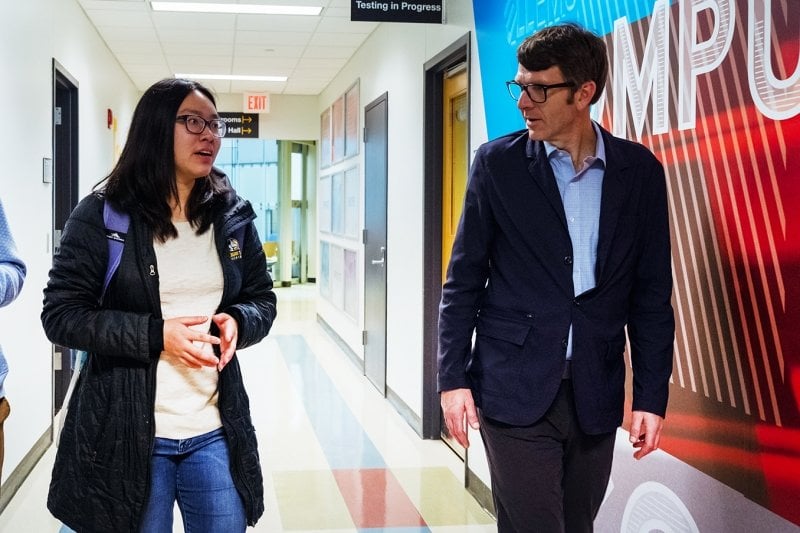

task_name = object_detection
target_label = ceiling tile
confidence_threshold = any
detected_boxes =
[234,14,322,33]
[160,41,234,56]
[235,30,311,46]
[152,11,237,30]
[302,46,356,60]
[84,9,152,27]
[232,56,299,71]
[233,44,305,58]
[228,80,288,94]
[78,0,383,97]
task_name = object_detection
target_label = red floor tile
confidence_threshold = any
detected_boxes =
[332,468,427,528]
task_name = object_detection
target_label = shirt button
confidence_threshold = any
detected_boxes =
[564,256,573,265]
[561,338,568,349]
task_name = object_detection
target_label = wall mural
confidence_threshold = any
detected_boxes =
[472,0,800,530]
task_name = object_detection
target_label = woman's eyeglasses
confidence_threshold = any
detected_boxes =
[176,114,227,137]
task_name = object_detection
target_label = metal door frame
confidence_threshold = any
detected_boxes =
[51,60,80,419]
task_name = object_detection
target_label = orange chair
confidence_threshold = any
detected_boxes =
[262,242,278,274]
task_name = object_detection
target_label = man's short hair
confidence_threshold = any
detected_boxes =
[517,23,608,105]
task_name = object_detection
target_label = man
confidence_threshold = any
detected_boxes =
[437,23,675,532]
[0,198,26,483]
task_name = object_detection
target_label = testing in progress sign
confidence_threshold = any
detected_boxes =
[351,0,443,24]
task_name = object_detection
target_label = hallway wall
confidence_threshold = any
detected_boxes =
[0,3,332,490]
[0,0,140,485]
[215,93,319,140]
[314,0,481,425]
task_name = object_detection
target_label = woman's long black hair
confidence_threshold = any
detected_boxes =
[98,78,234,242]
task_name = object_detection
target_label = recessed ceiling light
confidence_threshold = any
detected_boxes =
[175,73,288,82]
[151,2,323,16]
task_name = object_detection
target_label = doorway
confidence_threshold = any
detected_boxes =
[216,139,316,285]
[363,93,389,395]
[51,61,80,418]
[422,35,470,443]
[442,64,469,283]
[438,62,469,458]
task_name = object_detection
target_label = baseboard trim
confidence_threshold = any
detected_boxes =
[0,427,52,513]
[316,315,363,371]
[466,463,496,519]
[386,386,423,438]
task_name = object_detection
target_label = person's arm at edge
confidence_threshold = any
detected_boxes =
[626,151,675,460]
[437,147,494,448]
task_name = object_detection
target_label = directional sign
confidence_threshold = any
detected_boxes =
[218,112,259,139]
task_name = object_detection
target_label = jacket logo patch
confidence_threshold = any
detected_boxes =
[106,230,126,243]
[227,238,243,260]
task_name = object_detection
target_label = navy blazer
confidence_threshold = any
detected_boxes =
[437,126,675,434]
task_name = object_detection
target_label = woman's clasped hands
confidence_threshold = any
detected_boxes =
[163,313,238,371]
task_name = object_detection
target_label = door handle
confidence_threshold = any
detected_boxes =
[371,246,386,266]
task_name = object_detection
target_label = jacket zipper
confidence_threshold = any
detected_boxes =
[133,222,161,532]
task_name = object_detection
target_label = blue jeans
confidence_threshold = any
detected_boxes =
[138,427,246,533]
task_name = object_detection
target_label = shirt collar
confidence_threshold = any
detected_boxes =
[544,121,606,166]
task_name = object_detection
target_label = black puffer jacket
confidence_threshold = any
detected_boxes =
[42,192,276,532]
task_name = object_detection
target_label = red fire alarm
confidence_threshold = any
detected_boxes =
[107,108,113,129]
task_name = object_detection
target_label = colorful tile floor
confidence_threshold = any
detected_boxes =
[0,285,496,532]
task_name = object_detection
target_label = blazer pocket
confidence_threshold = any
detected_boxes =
[471,311,534,398]
[477,314,532,345]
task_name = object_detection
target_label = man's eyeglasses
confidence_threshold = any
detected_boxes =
[505,81,575,103]
[176,114,227,138]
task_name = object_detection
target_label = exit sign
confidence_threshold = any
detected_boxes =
[243,92,270,113]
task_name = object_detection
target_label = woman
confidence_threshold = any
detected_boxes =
[42,78,276,532]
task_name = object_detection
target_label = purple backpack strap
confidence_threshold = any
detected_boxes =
[101,201,130,300]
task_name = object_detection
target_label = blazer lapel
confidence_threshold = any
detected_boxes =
[527,139,569,232]
[595,130,629,284]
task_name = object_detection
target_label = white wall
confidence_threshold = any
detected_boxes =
[316,4,478,420]
[0,0,139,484]
[215,93,319,141]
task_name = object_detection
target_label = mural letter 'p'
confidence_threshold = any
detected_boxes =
[678,0,736,130]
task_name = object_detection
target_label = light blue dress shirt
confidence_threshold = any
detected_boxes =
[544,122,606,360]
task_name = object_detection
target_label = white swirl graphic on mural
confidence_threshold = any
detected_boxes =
[621,481,699,533]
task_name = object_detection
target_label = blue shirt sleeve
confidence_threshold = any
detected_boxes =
[0,199,26,307]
